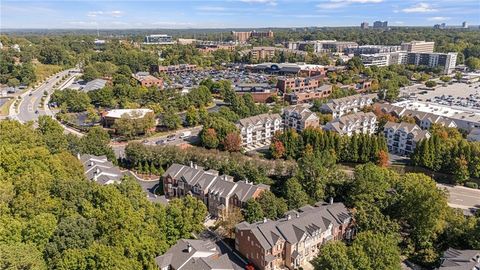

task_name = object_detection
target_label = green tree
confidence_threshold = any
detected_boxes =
[161,110,182,130]
[243,199,264,223]
[200,128,219,149]
[312,241,354,270]
[185,106,199,127]
[284,177,309,209]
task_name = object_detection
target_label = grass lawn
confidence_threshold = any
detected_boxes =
[0,98,14,116]
[34,63,62,83]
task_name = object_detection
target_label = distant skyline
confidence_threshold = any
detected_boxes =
[1,0,479,29]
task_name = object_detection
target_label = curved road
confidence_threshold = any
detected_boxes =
[13,69,78,123]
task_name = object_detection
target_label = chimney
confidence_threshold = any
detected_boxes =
[77,153,81,160]
[190,161,194,168]
[263,217,267,223]
[476,255,480,263]
[329,197,334,205]
[96,168,100,174]
[296,213,300,218]
[194,163,197,169]
[187,243,192,253]
[89,161,94,167]
[287,214,291,220]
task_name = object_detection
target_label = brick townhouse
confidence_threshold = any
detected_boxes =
[162,163,269,217]
[235,202,353,270]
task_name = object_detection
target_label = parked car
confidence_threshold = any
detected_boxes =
[166,134,176,141]
[156,140,166,145]
[179,131,192,139]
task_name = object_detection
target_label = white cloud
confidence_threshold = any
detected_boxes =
[401,3,437,13]
[87,10,124,18]
[427,16,450,21]
[317,0,383,9]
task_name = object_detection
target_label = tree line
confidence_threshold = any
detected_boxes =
[0,120,208,269]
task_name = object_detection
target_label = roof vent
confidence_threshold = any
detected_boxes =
[263,217,268,223]
[187,243,192,253]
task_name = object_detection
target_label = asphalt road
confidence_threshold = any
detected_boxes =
[16,69,77,123]
[437,184,480,212]
[112,126,202,158]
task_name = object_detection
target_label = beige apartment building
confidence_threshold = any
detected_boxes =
[401,40,435,53]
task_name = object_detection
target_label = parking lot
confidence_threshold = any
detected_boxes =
[167,69,273,89]
[408,82,480,110]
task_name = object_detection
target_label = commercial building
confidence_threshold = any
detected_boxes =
[81,78,108,92]
[320,93,376,118]
[151,64,198,75]
[162,163,269,217]
[155,239,235,270]
[462,21,469,29]
[235,202,353,270]
[236,113,282,149]
[283,104,320,132]
[373,21,388,28]
[383,122,431,156]
[436,248,480,270]
[232,30,274,43]
[248,62,327,77]
[79,154,123,185]
[391,101,480,131]
[284,85,333,104]
[401,41,435,53]
[324,112,377,136]
[132,72,164,88]
[143,34,175,45]
[361,22,369,29]
[276,76,321,93]
[101,108,154,128]
[234,83,278,103]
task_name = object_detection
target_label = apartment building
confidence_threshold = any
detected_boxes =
[360,51,457,74]
[407,52,457,74]
[151,64,198,75]
[361,22,369,29]
[401,41,435,53]
[284,85,333,104]
[162,163,269,218]
[276,76,321,92]
[143,34,174,45]
[373,21,388,28]
[346,45,401,55]
[132,72,163,88]
[79,154,123,185]
[155,239,235,270]
[235,202,353,270]
[283,105,320,132]
[324,112,377,136]
[321,93,376,118]
[232,30,273,43]
[249,47,277,61]
[383,122,431,156]
[236,113,282,149]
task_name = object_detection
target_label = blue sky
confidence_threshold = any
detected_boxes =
[1,0,479,29]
